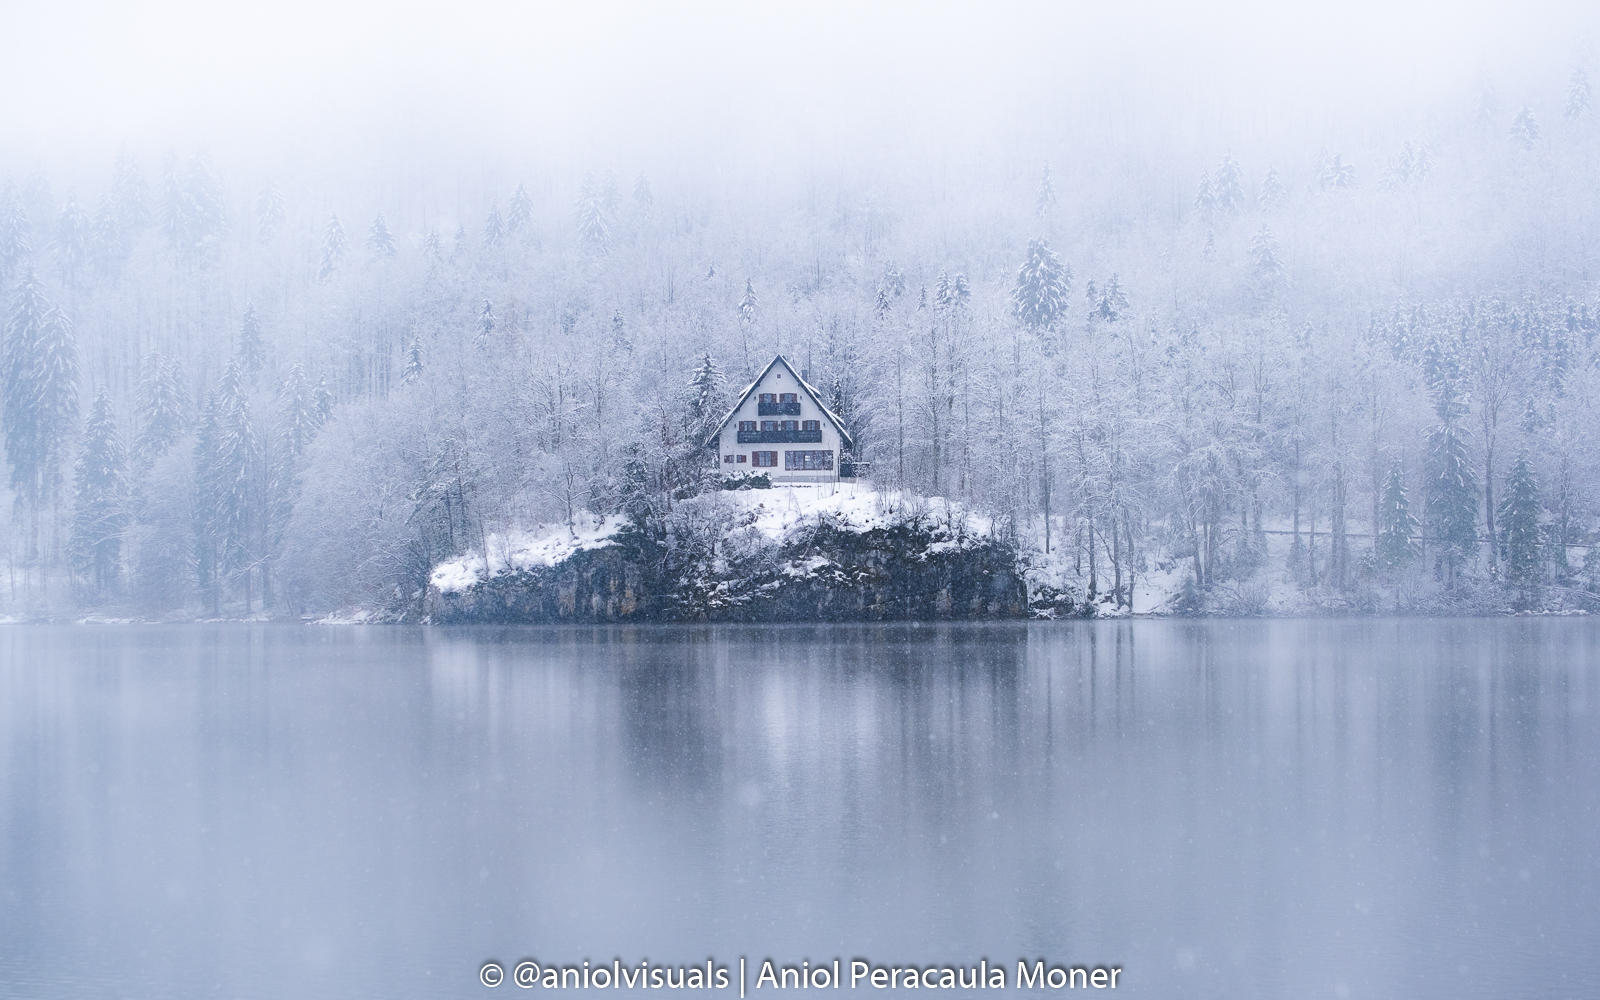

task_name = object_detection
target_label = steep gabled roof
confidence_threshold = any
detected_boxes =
[706,354,854,451]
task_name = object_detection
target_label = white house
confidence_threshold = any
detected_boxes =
[707,355,858,483]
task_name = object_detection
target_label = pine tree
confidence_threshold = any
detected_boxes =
[1214,155,1245,213]
[366,213,397,257]
[237,304,266,375]
[313,373,334,424]
[1375,462,1418,573]
[1566,66,1593,121]
[1509,104,1540,149]
[112,148,151,234]
[1202,229,1216,258]
[3,270,80,518]
[401,338,424,385]
[483,202,505,248]
[276,362,331,461]
[576,171,611,256]
[1474,69,1500,133]
[1010,237,1071,336]
[1425,383,1478,586]
[157,148,190,255]
[632,172,653,213]
[1089,273,1128,323]
[184,148,228,255]
[318,213,347,280]
[507,183,534,236]
[686,353,725,439]
[88,194,124,282]
[475,300,495,347]
[1194,171,1216,222]
[1248,225,1284,288]
[600,171,622,213]
[422,229,443,268]
[1259,165,1286,212]
[1318,152,1356,189]
[1035,161,1057,220]
[70,386,128,591]
[192,391,223,612]
[0,180,31,282]
[214,360,259,607]
[254,183,286,244]
[133,352,188,465]
[53,191,90,289]
[1498,452,1541,594]
[739,278,759,327]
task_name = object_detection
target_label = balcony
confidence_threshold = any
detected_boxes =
[737,429,823,444]
[758,400,803,416]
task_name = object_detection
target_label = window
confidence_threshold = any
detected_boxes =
[802,420,820,432]
[779,393,798,404]
[784,450,834,471]
[724,454,734,463]
[760,420,779,432]
[752,451,778,467]
[738,420,756,432]
[737,455,747,463]
[780,420,798,432]
[758,393,776,405]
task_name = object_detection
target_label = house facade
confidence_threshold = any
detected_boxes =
[708,355,857,483]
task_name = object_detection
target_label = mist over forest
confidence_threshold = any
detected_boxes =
[2,2,1599,617]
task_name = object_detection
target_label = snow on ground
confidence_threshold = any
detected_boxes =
[430,513,631,594]
[702,483,996,546]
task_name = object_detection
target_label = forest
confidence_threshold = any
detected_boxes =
[2,58,1599,618]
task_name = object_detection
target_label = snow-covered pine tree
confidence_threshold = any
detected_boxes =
[882,260,906,300]
[483,202,505,248]
[507,183,534,237]
[184,148,228,255]
[422,229,443,267]
[1010,237,1071,337]
[215,360,260,608]
[313,372,334,424]
[1375,462,1418,573]
[1425,382,1478,586]
[70,386,128,591]
[318,213,347,280]
[632,172,653,213]
[157,149,190,255]
[1509,104,1540,149]
[134,352,189,466]
[1194,170,1216,223]
[3,271,80,518]
[1202,229,1216,259]
[254,183,287,244]
[1498,452,1541,595]
[0,180,31,282]
[192,392,223,611]
[600,171,622,213]
[1248,225,1284,288]
[1090,273,1128,323]
[685,353,725,440]
[88,194,124,283]
[1036,161,1057,220]
[1567,66,1593,121]
[475,300,495,347]
[1214,155,1245,214]
[112,148,151,234]
[1318,152,1356,189]
[277,363,319,457]
[366,213,397,257]
[1259,165,1286,213]
[577,172,611,256]
[237,304,266,376]
[53,191,90,289]
[401,338,424,385]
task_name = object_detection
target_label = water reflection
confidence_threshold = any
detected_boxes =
[0,621,1595,999]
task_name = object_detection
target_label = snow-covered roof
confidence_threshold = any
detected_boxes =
[706,354,854,451]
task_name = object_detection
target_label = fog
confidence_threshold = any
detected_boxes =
[2,0,1600,617]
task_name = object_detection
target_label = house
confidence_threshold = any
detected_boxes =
[707,355,859,482]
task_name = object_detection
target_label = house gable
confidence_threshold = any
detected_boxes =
[707,355,853,452]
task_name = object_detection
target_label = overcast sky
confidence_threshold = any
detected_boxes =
[2,0,1596,171]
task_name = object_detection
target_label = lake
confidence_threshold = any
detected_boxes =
[1,621,1596,999]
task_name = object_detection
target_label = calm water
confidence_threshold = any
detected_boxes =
[1,621,1596,999]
